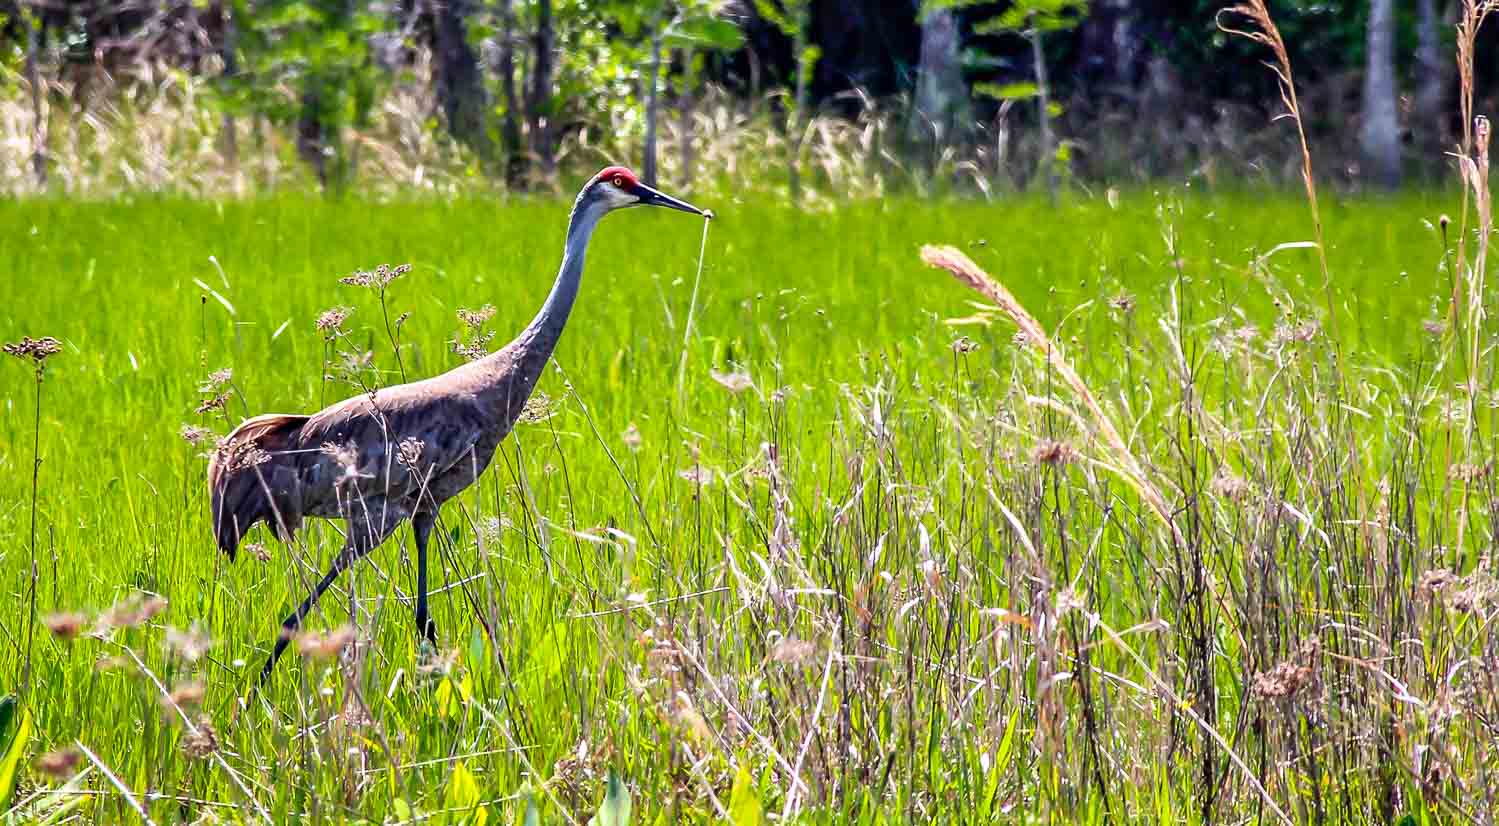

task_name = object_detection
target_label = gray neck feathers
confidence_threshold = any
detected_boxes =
[481,188,606,415]
[525,191,606,345]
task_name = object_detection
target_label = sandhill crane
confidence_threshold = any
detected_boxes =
[209,166,706,682]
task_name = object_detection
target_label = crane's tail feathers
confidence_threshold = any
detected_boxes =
[208,413,309,560]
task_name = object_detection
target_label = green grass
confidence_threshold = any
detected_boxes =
[0,189,1486,824]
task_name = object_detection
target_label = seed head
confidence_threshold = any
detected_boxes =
[315,306,352,332]
[1419,568,1459,601]
[195,391,231,414]
[44,612,87,641]
[296,625,356,659]
[622,422,643,451]
[1210,471,1251,501]
[396,436,425,470]
[951,336,979,354]
[1033,439,1077,467]
[518,391,561,424]
[165,624,212,663]
[181,717,220,759]
[1449,462,1492,483]
[768,637,818,665]
[3,335,62,368]
[35,748,82,780]
[679,466,714,486]
[710,369,755,394]
[180,424,213,446]
[458,305,496,328]
[165,680,206,710]
[340,263,411,290]
[1251,660,1315,699]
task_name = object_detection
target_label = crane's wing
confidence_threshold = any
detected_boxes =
[208,413,310,559]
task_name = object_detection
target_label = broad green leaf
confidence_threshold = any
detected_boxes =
[666,18,745,51]
[594,769,631,826]
[727,764,762,826]
[0,696,16,751]
[0,705,32,806]
[520,785,540,826]
[974,82,1039,101]
[446,761,481,812]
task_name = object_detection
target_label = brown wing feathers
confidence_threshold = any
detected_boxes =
[207,413,308,560]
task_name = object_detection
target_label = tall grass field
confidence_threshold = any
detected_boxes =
[0,189,1493,823]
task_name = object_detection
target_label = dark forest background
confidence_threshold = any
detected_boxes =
[0,1,1484,195]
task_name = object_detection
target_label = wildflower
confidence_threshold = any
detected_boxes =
[165,680,206,709]
[457,305,496,328]
[340,263,411,290]
[1210,471,1250,501]
[622,422,643,451]
[44,612,87,641]
[2,336,62,373]
[165,624,212,663]
[194,391,231,414]
[244,541,271,562]
[1107,292,1136,314]
[1449,462,1492,483]
[1011,331,1030,349]
[395,437,425,471]
[180,424,212,445]
[338,350,374,372]
[710,369,754,394]
[519,391,560,424]
[315,306,352,332]
[1033,439,1077,467]
[296,625,355,659]
[181,718,220,759]
[1423,319,1446,337]
[951,336,979,354]
[96,593,168,632]
[207,368,233,386]
[679,466,713,486]
[1250,660,1315,699]
[768,637,818,665]
[35,748,82,780]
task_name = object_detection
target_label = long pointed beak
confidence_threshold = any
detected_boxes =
[632,182,705,215]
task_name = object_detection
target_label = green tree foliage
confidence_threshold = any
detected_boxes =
[229,0,385,187]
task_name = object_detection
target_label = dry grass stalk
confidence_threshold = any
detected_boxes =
[1217,1,1339,366]
[920,244,1181,545]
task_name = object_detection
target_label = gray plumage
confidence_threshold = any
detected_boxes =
[208,166,705,681]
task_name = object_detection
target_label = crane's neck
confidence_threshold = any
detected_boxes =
[475,193,607,421]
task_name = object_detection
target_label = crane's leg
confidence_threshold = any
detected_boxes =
[257,552,352,685]
[412,510,438,645]
[257,505,401,686]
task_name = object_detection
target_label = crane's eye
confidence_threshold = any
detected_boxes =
[612,176,626,188]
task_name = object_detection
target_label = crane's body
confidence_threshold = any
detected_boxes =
[209,167,705,681]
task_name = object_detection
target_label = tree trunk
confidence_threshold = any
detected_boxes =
[25,5,46,189]
[497,0,526,188]
[528,0,555,180]
[433,0,490,158]
[298,82,329,189]
[1360,0,1401,189]
[788,20,810,202]
[1032,28,1055,198]
[912,4,965,144]
[219,0,239,168]
[679,57,695,187]
[1415,0,1450,170]
[641,29,664,186]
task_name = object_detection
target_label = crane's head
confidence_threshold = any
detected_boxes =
[586,166,706,216]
